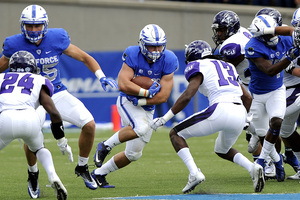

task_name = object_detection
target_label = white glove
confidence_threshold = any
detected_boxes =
[295,94,300,107]
[248,25,274,37]
[57,137,73,162]
[150,117,166,131]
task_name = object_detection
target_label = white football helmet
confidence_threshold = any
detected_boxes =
[139,24,167,62]
[249,14,278,47]
[291,8,300,27]
[20,5,49,43]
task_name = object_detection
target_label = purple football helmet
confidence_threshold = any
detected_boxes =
[185,40,212,64]
[211,10,240,45]
[9,51,37,73]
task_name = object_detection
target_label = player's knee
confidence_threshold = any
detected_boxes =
[270,117,283,130]
[134,124,150,137]
[82,120,95,135]
[125,150,142,161]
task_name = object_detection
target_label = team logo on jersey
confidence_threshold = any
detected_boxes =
[148,70,152,75]
[139,69,143,74]
[223,48,236,56]
[270,54,275,59]
[247,47,254,56]
[36,49,41,55]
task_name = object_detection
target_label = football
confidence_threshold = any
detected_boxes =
[131,76,154,89]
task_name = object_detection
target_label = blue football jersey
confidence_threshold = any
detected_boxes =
[120,46,179,110]
[245,36,293,94]
[2,28,71,93]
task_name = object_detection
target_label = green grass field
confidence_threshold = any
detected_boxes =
[1,127,299,200]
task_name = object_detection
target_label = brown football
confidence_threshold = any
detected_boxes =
[131,76,154,89]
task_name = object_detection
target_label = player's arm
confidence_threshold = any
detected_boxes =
[170,73,202,114]
[39,86,73,162]
[240,84,252,113]
[118,63,143,95]
[248,57,291,76]
[63,44,118,90]
[146,72,174,105]
[0,55,9,73]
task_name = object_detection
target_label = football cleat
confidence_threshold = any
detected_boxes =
[282,153,300,172]
[287,170,300,180]
[274,154,285,182]
[91,170,115,188]
[94,142,111,168]
[251,163,265,192]
[27,170,40,199]
[49,175,67,200]
[75,164,98,190]
[264,160,276,180]
[182,168,205,194]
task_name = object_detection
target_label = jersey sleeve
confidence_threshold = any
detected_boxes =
[43,78,54,97]
[52,28,71,52]
[162,50,179,75]
[245,38,265,59]
[184,61,200,81]
[220,43,242,60]
[122,46,139,71]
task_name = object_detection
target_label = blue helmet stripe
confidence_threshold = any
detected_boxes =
[32,5,36,18]
[152,25,159,42]
[258,15,271,27]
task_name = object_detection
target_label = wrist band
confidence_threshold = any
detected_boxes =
[162,109,175,122]
[264,27,275,35]
[137,98,147,106]
[95,69,105,80]
[138,88,149,97]
[51,121,65,140]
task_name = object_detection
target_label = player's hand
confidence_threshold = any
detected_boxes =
[150,117,166,131]
[148,81,161,98]
[286,47,300,61]
[293,27,300,48]
[57,137,73,162]
[126,95,139,106]
[100,77,118,91]
[248,24,265,37]
[285,63,296,74]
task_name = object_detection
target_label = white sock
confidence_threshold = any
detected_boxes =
[95,157,119,175]
[177,147,198,175]
[269,147,280,163]
[233,153,253,173]
[28,163,38,173]
[36,148,56,179]
[259,139,274,160]
[104,131,121,148]
[78,156,89,166]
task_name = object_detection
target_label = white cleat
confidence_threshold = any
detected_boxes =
[265,160,276,180]
[287,170,300,180]
[251,163,265,192]
[49,175,68,200]
[182,169,205,194]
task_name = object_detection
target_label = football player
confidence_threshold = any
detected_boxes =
[91,24,178,188]
[0,4,118,193]
[150,40,264,193]
[246,14,300,182]
[250,8,300,179]
[0,51,68,199]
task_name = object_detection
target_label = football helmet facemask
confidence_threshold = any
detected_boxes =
[139,24,167,62]
[185,40,212,64]
[249,14,279,47]
[20,5,49,43]
[9,51,37,73]
[255,7,282,26]
[211,10,240,45]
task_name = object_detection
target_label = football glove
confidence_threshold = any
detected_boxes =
[100,77,118,91]
[286,47,300,61]
[248,25,274,37]
[148,81,161,98]
[285,63,295,74]
[150,117,166,131]
[57,137,73,162]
